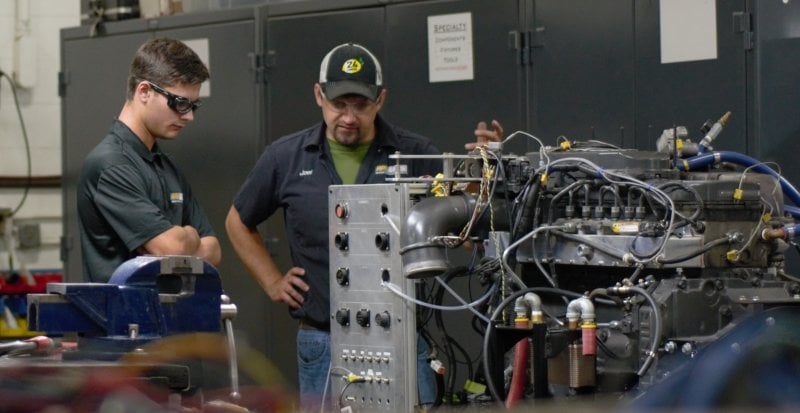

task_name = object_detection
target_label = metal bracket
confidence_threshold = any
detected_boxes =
[732,11,753,51]
[58,71,70,98]
[250,50,276,84]
[248,52,263,84]
[508,28,545,66]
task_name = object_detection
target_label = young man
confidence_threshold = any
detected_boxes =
[78,37,221,282]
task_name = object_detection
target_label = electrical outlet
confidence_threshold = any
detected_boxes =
[17,222,41,249]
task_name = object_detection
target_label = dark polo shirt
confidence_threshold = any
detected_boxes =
[232,115,441,327]
[78,120,214,282]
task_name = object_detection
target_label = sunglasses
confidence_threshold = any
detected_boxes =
[147,81,203,114]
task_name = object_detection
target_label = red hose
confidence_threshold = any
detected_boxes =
[505,338,529,409]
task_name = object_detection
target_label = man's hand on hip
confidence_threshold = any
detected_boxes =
[266,266,309,309]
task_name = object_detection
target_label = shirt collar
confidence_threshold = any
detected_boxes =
[302,114,401,152]
[111,119,162,162]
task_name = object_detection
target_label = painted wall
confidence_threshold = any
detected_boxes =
[0,0,79,273]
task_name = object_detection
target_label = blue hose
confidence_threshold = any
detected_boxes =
[785,205,800,220]
[677,151,800,207]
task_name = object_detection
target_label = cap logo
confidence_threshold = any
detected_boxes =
[341,58,364,74]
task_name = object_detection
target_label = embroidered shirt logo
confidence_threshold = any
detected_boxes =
[385,164,408,175]
[170,192,184,204]
[299,169,314,177]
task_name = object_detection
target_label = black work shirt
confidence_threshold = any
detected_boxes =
[78,120,215,282]
[233,115,441,326]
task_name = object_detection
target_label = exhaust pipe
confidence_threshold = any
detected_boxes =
[400,194,476,279]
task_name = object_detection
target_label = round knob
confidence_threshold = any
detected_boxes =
[334,232,349,251]
[375,311,391,328]
[375,232,390,251]
[335,308,350,326]
[356,309,371,327]
[336,268,350,286]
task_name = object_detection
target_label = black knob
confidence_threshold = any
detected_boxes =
[375,232,391,251]
[334,232,349,251]
[335,308,350,326]
[375,311,391,328]
[356,309,371,327]
[336,268,350,286]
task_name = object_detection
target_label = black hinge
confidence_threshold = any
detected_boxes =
[58,71,69,98]
[59,235,71,263]
[248,52,264,84]
[249,50,277,84]
[732,11,754,51]
[508,28,545,66]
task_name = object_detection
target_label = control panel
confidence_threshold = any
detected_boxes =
[329,184,419,412]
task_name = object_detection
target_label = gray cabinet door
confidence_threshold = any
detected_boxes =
[532,0,636,148]
[531,0,748,151]
[385,0,525,154]
[633,0,748,152]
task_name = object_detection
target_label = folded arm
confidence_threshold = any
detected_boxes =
[140,225,221,266]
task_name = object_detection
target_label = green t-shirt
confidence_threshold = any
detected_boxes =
[327,138,371,184]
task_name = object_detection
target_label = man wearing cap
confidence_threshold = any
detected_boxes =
[225,43,440,410]
[226,43,503,410]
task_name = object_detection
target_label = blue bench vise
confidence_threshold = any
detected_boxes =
[27,255,224,359]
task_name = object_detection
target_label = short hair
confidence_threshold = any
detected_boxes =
[125,37,210,99]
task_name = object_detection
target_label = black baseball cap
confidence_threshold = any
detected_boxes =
[319,43,383,101]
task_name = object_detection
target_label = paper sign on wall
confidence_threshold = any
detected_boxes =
[427,12,474,83]
[660,0,718,64]
[183,38,211,97]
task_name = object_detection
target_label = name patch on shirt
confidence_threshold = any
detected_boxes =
[170,192,184,204]
[299,169,314,177]
[379,164,408,175]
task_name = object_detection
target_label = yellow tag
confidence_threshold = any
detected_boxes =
[431,173,447,197]
[464,380,487,394]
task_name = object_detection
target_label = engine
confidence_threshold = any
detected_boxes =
[328,117,800,411]
[405,124,800,398]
